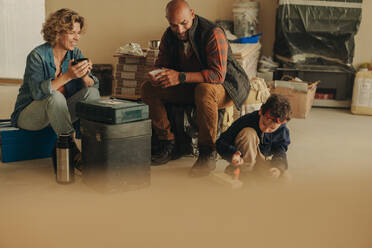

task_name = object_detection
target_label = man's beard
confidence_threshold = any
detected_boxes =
[177,32,188,41]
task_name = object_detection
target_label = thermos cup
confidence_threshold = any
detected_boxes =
[56,134,74,184]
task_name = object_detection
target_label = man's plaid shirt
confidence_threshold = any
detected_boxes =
[155,27,228,84]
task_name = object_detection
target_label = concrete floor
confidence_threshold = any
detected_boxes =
[1,84,372,248]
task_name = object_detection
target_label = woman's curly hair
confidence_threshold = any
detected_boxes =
[42,8,85,46]
[261,94,291,123]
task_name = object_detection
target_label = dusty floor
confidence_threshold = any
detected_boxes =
[1,84,372,248]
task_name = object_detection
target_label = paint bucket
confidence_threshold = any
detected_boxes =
[351,70,372,115]
[232,0,259,38]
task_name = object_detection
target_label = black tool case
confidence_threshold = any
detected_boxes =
[76,98,149,124]
[80,118,151,192]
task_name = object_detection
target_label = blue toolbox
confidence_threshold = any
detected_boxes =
[0,122,57,163]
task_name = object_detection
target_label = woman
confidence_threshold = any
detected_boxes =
[11,8,100,169]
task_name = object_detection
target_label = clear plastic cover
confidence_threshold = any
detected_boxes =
[274,0,362,69]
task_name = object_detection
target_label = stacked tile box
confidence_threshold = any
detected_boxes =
[230,42,261,119]
[230,42,261,79]
[113,49,160,99]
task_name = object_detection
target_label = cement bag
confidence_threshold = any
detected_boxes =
[351,71,372,116]
[222,105,234,133]
[240,77,270,116]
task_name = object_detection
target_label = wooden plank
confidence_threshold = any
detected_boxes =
[313,99,351,108]
[0,78,22,85]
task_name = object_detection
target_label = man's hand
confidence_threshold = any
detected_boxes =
[231,151,244,166]
[151,68,181,88]
[268,167,281,179]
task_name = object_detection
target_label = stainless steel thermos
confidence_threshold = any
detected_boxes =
[56,134,74,184]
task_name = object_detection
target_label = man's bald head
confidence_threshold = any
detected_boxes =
[166,0,191,18]
[165,0,195,41]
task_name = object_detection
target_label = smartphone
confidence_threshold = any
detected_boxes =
[72,57,88,65]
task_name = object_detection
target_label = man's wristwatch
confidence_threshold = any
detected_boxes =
[178,72,186,84]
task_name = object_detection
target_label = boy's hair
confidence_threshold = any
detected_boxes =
[42,8,85,47]
[261,94,291,123]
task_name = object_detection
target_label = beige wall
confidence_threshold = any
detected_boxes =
[46,0,236,67]
[354,1,372,66]
[46,0,371,68]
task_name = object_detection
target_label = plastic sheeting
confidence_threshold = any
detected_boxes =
[274,0,362,68]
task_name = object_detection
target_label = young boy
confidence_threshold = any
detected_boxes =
[216,94,291,179]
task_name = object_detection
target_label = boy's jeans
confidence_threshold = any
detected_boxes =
[234,127,290,179]
[17,87,100,135]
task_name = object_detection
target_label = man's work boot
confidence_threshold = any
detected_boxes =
[151,140,176,165]
[189,146,217,177]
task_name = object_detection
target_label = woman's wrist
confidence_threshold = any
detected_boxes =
[61,72,73,83]
[82,74,94,86]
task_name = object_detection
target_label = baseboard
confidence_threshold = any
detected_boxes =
[0,78,22,85]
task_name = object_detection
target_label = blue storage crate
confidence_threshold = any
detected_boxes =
[0,125,57,163]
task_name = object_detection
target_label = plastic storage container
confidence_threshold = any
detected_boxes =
[76,98,149,124]
[81,118,151,192]
[232,0,259,38]
[0,125,56,163]
[274,0,362,66]
[351,71,372,115]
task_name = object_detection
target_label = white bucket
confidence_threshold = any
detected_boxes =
[351,70,372,115]
[232,0,260,38]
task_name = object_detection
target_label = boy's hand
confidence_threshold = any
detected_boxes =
[231,151,244,166]
[269,167,281,179]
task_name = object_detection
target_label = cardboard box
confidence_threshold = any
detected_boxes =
[269,79,318,119]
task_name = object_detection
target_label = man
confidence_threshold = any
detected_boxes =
[141,0,250,177]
